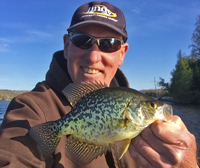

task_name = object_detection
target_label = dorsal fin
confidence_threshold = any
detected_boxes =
[62,82,107,107]
[65,135,110,165]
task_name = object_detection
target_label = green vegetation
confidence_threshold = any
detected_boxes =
[0,90,27,101]
[140,89,169,98]
[158,15,200,104]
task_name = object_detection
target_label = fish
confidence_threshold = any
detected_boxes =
[29,82,173,165]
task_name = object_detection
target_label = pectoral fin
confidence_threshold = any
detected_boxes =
[114,138,131,160]
[65,135,110,165]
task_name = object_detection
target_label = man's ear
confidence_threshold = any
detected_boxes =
[63,34,70,59]
[119,43,129,66]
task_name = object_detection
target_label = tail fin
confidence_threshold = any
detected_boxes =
[29,121,62,160]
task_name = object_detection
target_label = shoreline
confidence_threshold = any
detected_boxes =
[0,90,28,101]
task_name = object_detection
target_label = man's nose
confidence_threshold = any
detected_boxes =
[86,43,102,63]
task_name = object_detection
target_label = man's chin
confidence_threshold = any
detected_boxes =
[78,77,103,84]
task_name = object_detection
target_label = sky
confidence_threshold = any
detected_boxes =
[0,0,200,91]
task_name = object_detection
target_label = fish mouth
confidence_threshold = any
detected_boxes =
[163,104,173,120]
[156,104,173,121]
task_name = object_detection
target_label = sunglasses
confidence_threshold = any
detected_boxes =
[69,32,124,53]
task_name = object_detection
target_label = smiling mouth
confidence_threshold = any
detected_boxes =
[82,67,100,74]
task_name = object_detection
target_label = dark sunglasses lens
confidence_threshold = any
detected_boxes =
[99,39,121,53]
[71,34,92,49]
[70,33,122,52]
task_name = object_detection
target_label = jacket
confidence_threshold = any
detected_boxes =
[0,50,140,168]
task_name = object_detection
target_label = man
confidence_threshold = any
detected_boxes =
[0,1,199,168]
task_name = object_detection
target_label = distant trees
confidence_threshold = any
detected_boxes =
[190,15,200,59]
[159,53,200,101]
[158,15,200,103]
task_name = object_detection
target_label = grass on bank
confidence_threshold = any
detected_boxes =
[0,90,28,101]
[0,89,167,101]
[140,89,168,97]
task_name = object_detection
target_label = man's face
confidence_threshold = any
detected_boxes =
[64,24,128,86]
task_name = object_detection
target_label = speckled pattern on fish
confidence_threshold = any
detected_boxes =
[29,83,173,165]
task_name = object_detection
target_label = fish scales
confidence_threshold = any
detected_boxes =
[60,87,133,143]
[29,83,173,165]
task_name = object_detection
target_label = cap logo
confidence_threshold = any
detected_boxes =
[83,5,117,18]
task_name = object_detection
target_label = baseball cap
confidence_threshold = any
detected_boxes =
[67,1,128,42]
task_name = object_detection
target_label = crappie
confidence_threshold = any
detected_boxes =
[29,83,173,165]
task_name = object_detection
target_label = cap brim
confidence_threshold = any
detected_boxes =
[67,20,127,40]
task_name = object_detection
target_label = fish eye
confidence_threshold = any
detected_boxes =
[149,102,157,109]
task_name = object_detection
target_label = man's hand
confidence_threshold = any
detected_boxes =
[129,115,199,168]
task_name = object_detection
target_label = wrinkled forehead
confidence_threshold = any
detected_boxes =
[73,24,123,39]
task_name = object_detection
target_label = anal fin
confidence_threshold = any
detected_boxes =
[65,135,110,165]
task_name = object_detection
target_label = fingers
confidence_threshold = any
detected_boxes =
[151,116,190,144]
[129,134,174,168]
[128,115,198,168]
[141,126,180,164]
[168,115,188,131]
[129,135,158,168]
[128,142,151,168]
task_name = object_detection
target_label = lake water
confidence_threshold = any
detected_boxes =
[0,100,10,124]
[0,100,199,157]
[166,102,200,157]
